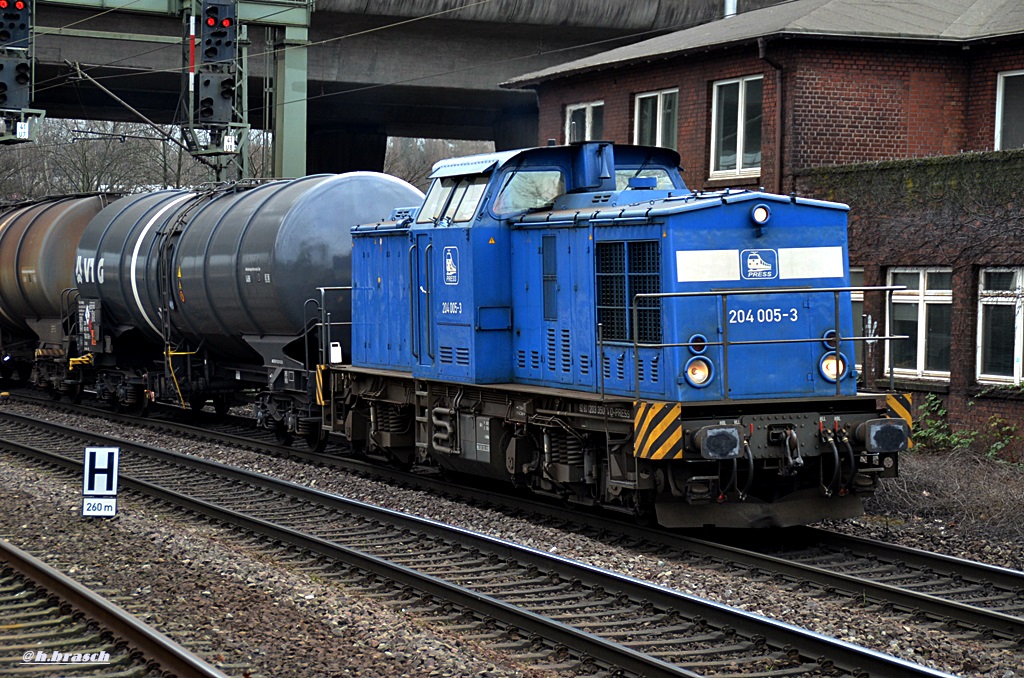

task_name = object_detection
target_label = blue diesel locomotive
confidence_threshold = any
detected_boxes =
[320,141,908,528]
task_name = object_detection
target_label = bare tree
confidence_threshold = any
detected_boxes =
[385,137,494,191]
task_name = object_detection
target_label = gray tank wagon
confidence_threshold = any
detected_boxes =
[0,174,421,448]
[0,195,114,386]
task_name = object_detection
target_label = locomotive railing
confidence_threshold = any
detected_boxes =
[630,285,909,402]
[311,286,353,369]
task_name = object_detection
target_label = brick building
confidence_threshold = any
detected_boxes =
[505,0,1024,445]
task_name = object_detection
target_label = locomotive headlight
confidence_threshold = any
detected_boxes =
[750,203,771,225]
[687,333,708,355]
[684,356,714,388]
[819,351,847,382]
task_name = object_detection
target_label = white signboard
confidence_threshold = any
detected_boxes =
[82,447,119,517]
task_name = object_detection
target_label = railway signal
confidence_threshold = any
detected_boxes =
[0,53,29,110]
[0,0,30,50]
[197,72,234,124]
[200,0,235,65]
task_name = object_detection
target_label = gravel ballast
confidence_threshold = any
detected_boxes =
[1,399,1021,678]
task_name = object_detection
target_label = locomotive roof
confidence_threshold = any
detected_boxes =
[429,144,683,179]
[504,0,1024,87]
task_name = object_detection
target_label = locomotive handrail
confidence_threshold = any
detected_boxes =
[629,285,909,402]
[409,244,419,360]
[314,286,352,367]
[424,243,435,361]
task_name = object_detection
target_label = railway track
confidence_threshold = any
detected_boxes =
[0,409,954,677]
[11,392,1024,646]
[8,392,1024,646]
[0,533,227,677]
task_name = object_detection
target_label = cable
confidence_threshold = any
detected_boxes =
[30,0,808,109]
[27,0,499,96]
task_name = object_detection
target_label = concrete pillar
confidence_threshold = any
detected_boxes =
[273,25,308,178]
[306,125,387,174]
[493,108,539,151]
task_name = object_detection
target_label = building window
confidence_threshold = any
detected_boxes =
[977,268,1024,383]
[566,101,603,143]
[634,89,678,150]
[995,70,1024,150]
[710,75,763,177]
[595,240,661,343]
[886,268,951,379]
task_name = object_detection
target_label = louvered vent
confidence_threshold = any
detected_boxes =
[560,329,572,373]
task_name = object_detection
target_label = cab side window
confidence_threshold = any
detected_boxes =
[493,170,565,214]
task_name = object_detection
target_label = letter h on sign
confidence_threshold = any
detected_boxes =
[83,447,119,496]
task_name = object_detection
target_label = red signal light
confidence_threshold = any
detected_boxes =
[221,18,232,27]
[14,0,25,9]
[0,1,9,9]
[206,16,216,26]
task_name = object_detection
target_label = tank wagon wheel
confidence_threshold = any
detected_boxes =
[189,395,207,414]
[63,384,84,404]
[213,395,231,417]
[15,365,30,383]
[0,366,12,383]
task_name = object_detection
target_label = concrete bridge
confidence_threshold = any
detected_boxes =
[28,0,771,175]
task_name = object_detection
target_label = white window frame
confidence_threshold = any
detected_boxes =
[710,74,763,179]
[565,101,604,143]
[977,267,1024,384]
[849,267,865,380]
[885,267,952,380]
[995,69,1024,151]
[633,89,678,150]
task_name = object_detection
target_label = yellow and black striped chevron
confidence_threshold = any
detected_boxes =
[34,347,65,358]
[885,393,914,447]
[633,401,683,460]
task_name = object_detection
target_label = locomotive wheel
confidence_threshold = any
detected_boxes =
[65,384,84,404]
[305,427,328,454]
[274,425,294,446]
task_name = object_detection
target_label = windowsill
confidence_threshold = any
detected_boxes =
[972,383,1024,400]
[876,376,950,394]
[704,174,762,189]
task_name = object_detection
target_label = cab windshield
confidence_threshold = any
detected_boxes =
[416,175,489,224]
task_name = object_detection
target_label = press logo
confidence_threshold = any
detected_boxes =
[443,246,459,285]
[740,249,778,280]
[22,650,111,666]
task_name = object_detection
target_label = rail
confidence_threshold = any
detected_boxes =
[630,285,908,402]
[0,536,228,677]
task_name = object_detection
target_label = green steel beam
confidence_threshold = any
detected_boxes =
[36,26,181,42]
[272,23,306,177]
[39,0,311,28]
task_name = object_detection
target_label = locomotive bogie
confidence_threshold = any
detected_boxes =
[321,367,901,527]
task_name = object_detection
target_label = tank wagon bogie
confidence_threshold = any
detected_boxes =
[319,141,908,528]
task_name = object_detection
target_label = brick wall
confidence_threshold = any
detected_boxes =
[534,48,774,192]
[529,38,1024,192]
[785,44,968,172]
